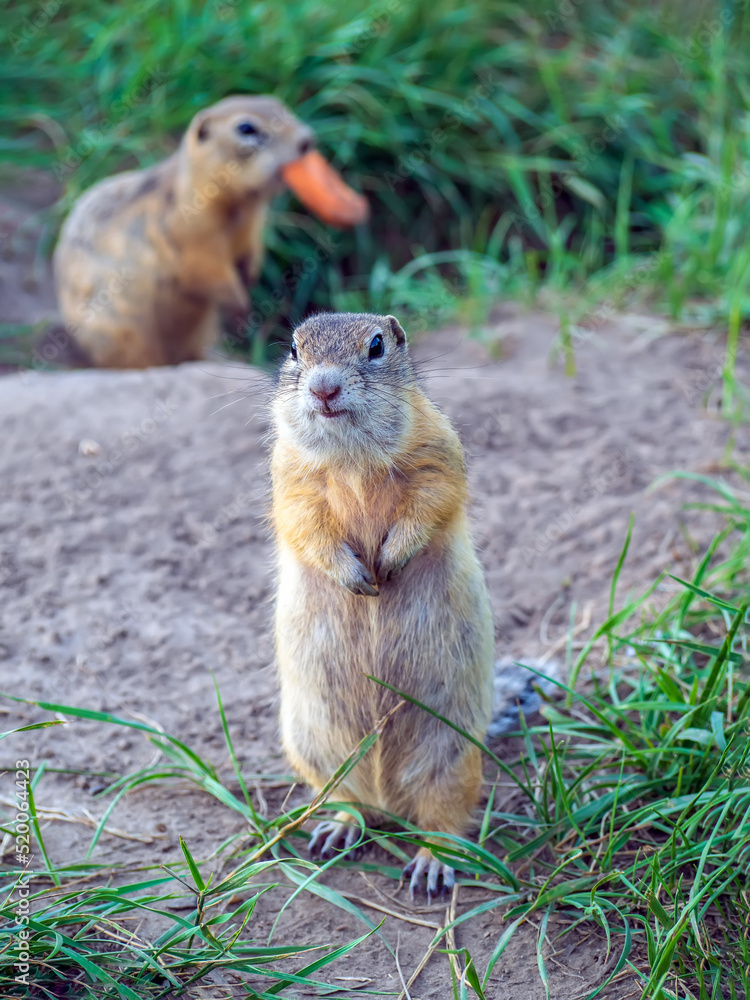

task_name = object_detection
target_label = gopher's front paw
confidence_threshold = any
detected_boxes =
[336,545,379,597]
[376,527,425,583]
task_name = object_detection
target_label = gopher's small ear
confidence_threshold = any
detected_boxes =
[196,116,211,142]
[386,315,406,345]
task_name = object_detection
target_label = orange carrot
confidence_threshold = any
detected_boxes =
[281,150,369,228]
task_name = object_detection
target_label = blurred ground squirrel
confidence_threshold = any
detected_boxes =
[54,95,368,369]
[270,311,494,899]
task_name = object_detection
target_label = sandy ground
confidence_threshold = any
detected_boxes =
[1,294,747,997]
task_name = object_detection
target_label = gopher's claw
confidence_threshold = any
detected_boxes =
[403,853,455,904]
[309,820,364,862]
[376,555,410,583]
[350,577,379,597]
[341,550,379,597]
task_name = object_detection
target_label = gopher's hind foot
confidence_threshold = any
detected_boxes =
[309,818,366,862]
[404,847,455,903]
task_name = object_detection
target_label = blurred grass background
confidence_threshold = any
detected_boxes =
[3,0,750,353]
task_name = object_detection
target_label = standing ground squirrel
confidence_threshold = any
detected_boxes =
[271,312,494,899]
[54,96,367,369]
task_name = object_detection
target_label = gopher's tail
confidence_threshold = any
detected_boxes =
[486,657,562,739]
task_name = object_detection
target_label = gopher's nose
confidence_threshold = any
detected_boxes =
[308,368,343,406]
[310,383,341,405]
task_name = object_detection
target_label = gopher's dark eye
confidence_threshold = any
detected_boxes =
[290,340,298,361]
[368,333,384,359]
[236,121,258,136]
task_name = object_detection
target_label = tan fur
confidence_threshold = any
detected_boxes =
[54,96,312,368]
[270,312,494,885]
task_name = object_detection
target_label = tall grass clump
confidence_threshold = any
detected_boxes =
[3,0,750,357]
